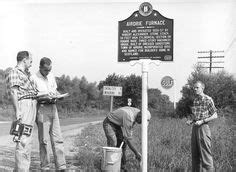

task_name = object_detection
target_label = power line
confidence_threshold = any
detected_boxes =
[197,50,224,74]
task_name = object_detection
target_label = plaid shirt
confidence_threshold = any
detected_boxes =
[191,94,217,120]
[5,66,38,100]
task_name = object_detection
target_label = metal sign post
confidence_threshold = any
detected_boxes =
[110,96,114,112]
[118,2,174,171]
[131,60,160,172]
[161,76,175,109]
[141,60,149,172]
[173,79,176,109]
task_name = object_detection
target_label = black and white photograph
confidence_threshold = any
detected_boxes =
[0,0,235,171]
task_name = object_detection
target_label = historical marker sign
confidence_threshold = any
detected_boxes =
[103,86,122,96]
[118,2,173,62]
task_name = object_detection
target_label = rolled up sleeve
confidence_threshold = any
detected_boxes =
[7,70,20,88]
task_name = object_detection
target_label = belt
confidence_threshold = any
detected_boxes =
[38,99,56,105]
[39,102,56,105]
[18,96,36,101]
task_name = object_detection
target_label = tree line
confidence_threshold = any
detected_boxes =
[0,66,235,118]
[0,69,174,117]
[56,73,174,116]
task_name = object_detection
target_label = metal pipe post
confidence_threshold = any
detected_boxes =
[141,60,149,172]
[110,96,113,112]
[130,59,160,172]
[173,78,176,109]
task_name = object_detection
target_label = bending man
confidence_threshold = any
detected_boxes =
[103,106,151,171]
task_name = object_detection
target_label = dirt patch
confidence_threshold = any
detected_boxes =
[0,120,102,171]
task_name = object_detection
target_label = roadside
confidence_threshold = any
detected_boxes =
[0,117,103,171]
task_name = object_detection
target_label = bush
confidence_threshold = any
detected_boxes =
[176,66,236,118]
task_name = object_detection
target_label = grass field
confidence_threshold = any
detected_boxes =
[72,113,235,171]
[0,107,234,171]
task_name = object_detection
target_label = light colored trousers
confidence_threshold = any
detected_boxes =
[191,124,214,172]
[35,104,66,169]
[14,99,37,172]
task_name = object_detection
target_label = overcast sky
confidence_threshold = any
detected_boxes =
[0,0,235,102]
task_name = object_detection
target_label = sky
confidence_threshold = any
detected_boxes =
[0,0,235,102]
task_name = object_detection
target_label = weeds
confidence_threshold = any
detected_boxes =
[73,115,235,171]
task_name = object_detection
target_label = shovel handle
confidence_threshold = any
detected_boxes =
[119,142,124,148]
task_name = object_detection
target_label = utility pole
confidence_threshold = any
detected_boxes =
[197,50,224,74]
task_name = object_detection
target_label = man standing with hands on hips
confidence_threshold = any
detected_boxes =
[186,81,218,172]
[33,57,66,170]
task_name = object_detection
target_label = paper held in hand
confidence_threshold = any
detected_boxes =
[36,93,69,104]
[53,93,69,99]
[36,93,69,99]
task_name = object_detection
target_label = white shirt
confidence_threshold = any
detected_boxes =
[32,71,57,94]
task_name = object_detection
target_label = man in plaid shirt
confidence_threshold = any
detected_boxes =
[186,81,218,172]
[5,51,38,171]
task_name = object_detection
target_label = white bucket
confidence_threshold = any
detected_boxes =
[101,146,123,172]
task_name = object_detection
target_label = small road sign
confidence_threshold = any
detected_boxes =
[161,76,174,89]
[103,86,122,96]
